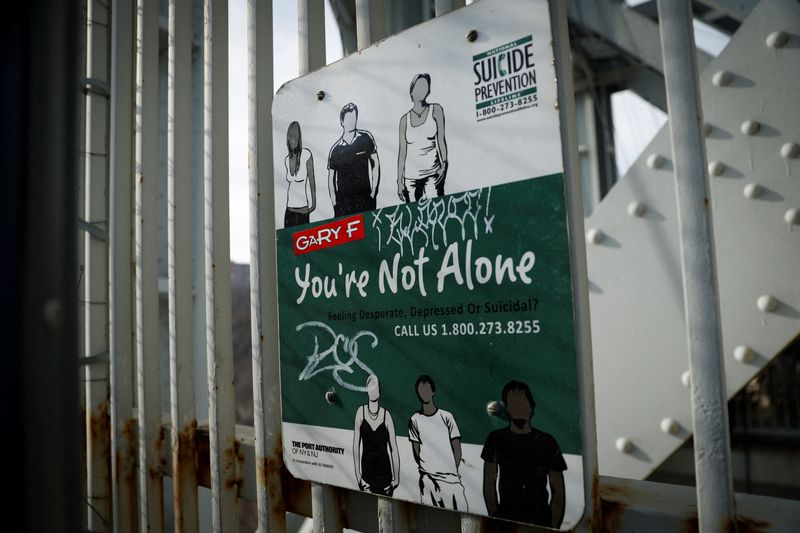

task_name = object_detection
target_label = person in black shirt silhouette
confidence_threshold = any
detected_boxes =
[328,103,381,216]
[481,380,567,528]
[353,374,400,495]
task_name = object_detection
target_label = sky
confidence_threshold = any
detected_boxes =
[227,1,730,264]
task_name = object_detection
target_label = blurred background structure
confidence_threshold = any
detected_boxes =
[3,0,799,531]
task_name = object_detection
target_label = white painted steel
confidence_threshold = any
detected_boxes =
[83,0,112,529]
[588,0,800,481]
[167,0,199,530]
[302,2,341,530]
[549,0,600,529]
[435,0,453,16]
[109,0,138,530]
[135,0,165,530]
[203,0,238,529]
[298,0,326,75]
[247,0,287,530]
[355,0,371,51]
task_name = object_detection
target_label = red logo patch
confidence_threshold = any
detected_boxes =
[293,214,365,255]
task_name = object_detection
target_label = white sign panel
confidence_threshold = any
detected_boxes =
[272,0,586,529]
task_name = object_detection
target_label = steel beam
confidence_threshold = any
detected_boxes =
[568,0,712,74]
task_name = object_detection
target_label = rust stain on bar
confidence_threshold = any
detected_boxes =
[173,420,198,531]
[119,418,138,533]
[224,438,244,493]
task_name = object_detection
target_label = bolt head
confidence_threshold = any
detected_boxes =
[615,437,633,454]
[660,418,679,435]
[486,400,504,417]
[785,208,800,225]
[734,345,755,364]
[712,70,732,87]
[781,142,800,159]
[325,388,337,404]
[647,153,665,169]
[766,31,789,49]
[757,295,778,313]
[586,228,604,244]
[681,370,691,388]
[702,123,712,137]
[743,183,762,199]
[708,161,725,176]
[466,29,478,42]
[740,120,760,136]
[628,201,646,217]
[316,90,325,101]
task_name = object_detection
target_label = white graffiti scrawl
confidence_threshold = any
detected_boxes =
[370,188,494,257]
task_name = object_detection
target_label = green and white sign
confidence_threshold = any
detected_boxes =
[272,0,586,529]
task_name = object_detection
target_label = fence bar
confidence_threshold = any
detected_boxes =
[656,0,736,531]
[203,0,238,529]
[548,0,601,530]
[247,0,286,531]
[109,0,138,530]
[83,0,112,529]
[168,0,200,530]
[434,0,453,17]
[134,0,165,530]
[298,0,326,75]
[355,0,371,51]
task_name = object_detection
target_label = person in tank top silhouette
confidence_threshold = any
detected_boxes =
[283,121,316,228]
[353,374,400,495]
[396,73,448,203]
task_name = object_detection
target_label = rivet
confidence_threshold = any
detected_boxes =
[466,29,478,42]
[316,90,325,101]
[42,298,63,332]
[734,345,755,364]
[647,153,665,169]
[681,370,691,388]
[740,120,760,136]
[712,70,732,87]
[628,201,646,217]
[702,123,712,137]
[708,161,725,176]
[743,183,763,199]
[615,437,633,454]
[785,208,800,225]
[660,417,679,435]
[325,388,337,404]
[486,400,504,417]
[780,142,800,159]
[586,228,604,244]
[766,31,789,48]
[757,294,778,313]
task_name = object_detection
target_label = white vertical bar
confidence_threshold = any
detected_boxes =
[247,0,287,531]
[203,0,238,529]
[355,0,371,51]
[434,0,453,17]
[548,0,600,530]
[168,0,199,530]
[656,1,736,530]
[135,0,165,530]
[298,0,326,74]
[84,0,112,530]
[110,0,138,530]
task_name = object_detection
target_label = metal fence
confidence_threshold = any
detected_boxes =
[70,0,800,532]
